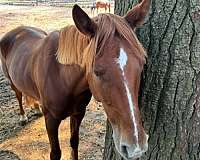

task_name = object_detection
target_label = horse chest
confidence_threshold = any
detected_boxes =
[43,92,89,119]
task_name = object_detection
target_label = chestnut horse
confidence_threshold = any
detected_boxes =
[96,1,110,13]
[0,0,150,159]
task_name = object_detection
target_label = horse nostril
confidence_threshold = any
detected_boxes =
[121,145,128,157]
[120,144,137,158]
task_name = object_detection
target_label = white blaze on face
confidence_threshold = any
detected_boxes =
[116,48,139,147]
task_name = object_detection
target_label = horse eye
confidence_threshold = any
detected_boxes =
[94,67,106,77]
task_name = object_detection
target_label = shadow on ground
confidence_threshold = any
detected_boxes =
[0,150,21,160]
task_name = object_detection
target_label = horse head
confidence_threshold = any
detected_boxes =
[72,0,150,159]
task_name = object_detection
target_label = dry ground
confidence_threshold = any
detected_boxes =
[0,5,110,160]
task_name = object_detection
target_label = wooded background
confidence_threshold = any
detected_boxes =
[104,0,200,159]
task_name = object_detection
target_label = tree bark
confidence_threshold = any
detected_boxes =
[103,0,200,160]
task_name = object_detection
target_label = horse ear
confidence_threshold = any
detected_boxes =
[72,4,97,37]
[124,0,151,29]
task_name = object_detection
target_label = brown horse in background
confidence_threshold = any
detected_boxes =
[0,0,150,160]
[96,1,111,13]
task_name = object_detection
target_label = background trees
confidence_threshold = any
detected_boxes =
[103,0,200,159]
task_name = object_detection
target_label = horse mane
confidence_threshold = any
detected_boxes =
[56,25,90,66]
[56,13,146,75]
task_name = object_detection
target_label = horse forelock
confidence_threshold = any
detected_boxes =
[56,13,146,75]
[92,14,146,69]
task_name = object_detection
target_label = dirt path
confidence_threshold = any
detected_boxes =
[0,5,107,160]
[0,100,106,160]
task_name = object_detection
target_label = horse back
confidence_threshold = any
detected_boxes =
[0,26,47,97]
[0,26,47,59]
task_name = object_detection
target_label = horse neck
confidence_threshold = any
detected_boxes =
[59,64,89,95]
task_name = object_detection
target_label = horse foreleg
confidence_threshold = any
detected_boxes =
[70,111,85,160]
[93,9,95,16]
[91,8,94,17]
[90,8,93,14]
[45,112,62,160]
[70,90,91,160]
[11,83,28,125]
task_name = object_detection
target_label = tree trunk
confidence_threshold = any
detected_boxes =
[103,0,200,160]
